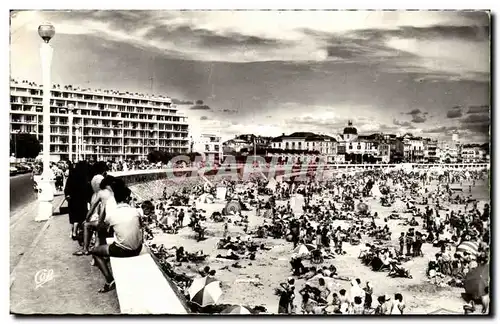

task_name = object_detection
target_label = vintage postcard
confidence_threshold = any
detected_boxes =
[9,10,490,315]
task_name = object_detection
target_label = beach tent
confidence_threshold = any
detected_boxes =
[292,243,316,256]
[216,186,227,201]
[266,178,278,192]
[392,200,406,213]
[370,183,383,198]
[199,193,215,203]
[290,195,305,216]
[456,241,480,258]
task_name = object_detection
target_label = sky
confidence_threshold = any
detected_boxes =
[10,10,490,143]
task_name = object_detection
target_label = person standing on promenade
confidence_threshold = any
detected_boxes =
[72,162,109,256]
[64,161,92,240]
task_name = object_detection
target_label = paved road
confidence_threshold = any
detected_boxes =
[10,173,36,215]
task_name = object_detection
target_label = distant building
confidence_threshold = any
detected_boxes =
[423,138,439,163]
[193,133,222,163]
[270,132,337,163]
[400,134,425,163]
[438,141,460,163]
[336,121,379,163]
[378,143,391,163]
[223,138,250,153]
[222,134,273,155]
[461,145,487,163]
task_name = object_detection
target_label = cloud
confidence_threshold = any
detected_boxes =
[172,98,194,105]
[446,107,463,118]
[406,109,422,116]
[393,118,415,128]
[220,108,238,114]
[411,115,427,123]
[190,105,211,110]
[404,108,428,123]
[422,126,458,134]
[467,105,490,114]
[190,100,211,110]
[290,115,349,129]
[18,10,489,82]
[459,113,490,135]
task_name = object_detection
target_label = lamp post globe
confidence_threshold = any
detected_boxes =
[38,23,55,43]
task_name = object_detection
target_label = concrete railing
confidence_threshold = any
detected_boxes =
[109,163,489,185]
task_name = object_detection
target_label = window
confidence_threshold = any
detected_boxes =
[205,144,210,151]
[214,145,220,151]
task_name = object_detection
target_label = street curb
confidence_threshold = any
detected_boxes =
[10,196,64,288]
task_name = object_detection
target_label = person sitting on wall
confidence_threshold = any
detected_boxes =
[90,177,143,293]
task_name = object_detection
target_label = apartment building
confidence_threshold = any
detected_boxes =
[192,133,223,163]
[10,79,190,161]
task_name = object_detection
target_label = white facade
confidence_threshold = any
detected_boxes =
[193,133,222,162]
[10,80,190,161]
[344,140,378,156]
[438,141,460,163]
[304,139,337,155]
[270,133,337,163]
[223,138,249,153]
[461,147,487,163]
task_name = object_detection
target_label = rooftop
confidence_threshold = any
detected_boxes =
[10,78,173,103]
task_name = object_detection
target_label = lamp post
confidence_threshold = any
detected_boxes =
[36,23,56,222]
[147,129,154,160]
[75,126,81,161]
[117,121,124,161]
[83,140,87,160]
[67,103,74,162]
[142,131,145,161]
[13,129,21,159]
[157,122,160,151]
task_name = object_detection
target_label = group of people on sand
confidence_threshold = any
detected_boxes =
[63,161,490,315]
[277,276,406,315]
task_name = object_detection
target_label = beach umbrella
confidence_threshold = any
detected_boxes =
[456,241,480,257]
[292,243,316,256]
[357,202,369,213]
[221,305,252,314]
[188,276,223,307]
[225,200,241,215]
[464,264,489,299]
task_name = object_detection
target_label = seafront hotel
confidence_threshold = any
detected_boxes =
[9,79,190,161]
